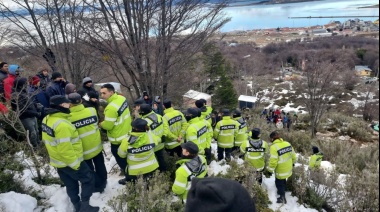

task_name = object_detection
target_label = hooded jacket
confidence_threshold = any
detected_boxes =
[172,155,208,201]
[78,79,99,100]
[36,71,51,90]
[45,80,69,100]
[152,96,164,116]
[240,138,269,171]
[117,131,159,175]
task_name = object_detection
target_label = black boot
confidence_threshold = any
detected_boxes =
[118,178,127,185]
[74,202,81,212]
[276,195,287,204]
[79,201,99,212]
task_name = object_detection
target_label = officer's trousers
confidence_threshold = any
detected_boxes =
[155,148,167,172]
[85,152,108,190]
[166,146,182,158]
[217,147,232,161]
[275,178,287,196]
[111,143,127,173]
[57,161,94,205]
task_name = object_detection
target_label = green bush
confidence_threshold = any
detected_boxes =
[216,161,274,212]
[342,121,373,142]
[0,172,25,193]
[282,130,312,154]
[106,171,183,212]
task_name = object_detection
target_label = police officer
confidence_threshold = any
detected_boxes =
[309,146,323,170]
[117,118,159,184]
[162,100,187,157]
[267,131,296,204]
[232,109,248,152]
[172,141,208,202]
[42,95,99,212]
[184,108,208,156]
[99,84,132,178]
[195,107,213,165]
[195,99,212,125]
[240,128,269,184]
[139,103,167,171]
[68,93,107,193]
[213,109,239,162]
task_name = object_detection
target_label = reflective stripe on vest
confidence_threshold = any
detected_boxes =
[127,133,155,162]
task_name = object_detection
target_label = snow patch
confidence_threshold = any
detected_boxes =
[0,192,37,212]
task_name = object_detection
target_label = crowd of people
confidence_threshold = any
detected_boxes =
[0,63,324,212]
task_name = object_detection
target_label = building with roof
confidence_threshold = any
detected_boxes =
[355,65,373,77]
[238,95,257,110]
[183,90,212,108]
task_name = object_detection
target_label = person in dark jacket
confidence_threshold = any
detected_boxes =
[77,89,100,117]
[142,91,152,105]
[45,72,68,101]
[11,77,41,147]
[35,67,51,91]
[0,62,9,103]
[78,77,99,99]
[152,96,164,116]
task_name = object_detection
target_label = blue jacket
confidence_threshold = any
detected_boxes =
[45,80,68,100]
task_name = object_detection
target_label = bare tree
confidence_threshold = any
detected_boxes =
[0,0,105,85]
[79,0,230,99]
[297,50,345,138]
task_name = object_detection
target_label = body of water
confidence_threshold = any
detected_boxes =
[221,0,379,31]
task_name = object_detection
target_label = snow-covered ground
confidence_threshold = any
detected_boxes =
[0,142,343,212]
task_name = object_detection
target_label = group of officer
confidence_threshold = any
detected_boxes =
[41,82,313,210]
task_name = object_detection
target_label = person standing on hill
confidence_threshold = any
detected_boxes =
[213,109,239,162]
[266,131,296,204]
[0,62,9,103]
[139,103,167,172]
[45,72,68,101]
[195,99,212,125]
[11,77,41,148]
[42,95,99,212]
[162,100,187,157]
[117,118,159,184]
[232,109,248,153]
[184,108,208,156]
[68,93,107,193]
[309,146,323,170]
[240,128,269,184]
[172,141,208,203]
[35,67,51,90]
[4,64,23,101]
[99,83,132,180]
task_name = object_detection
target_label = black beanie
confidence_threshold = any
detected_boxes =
[185,178,256,212]
[195,100,204,108]
[163,100,172,108]
[312,146,319,154]
[51,72,62,80]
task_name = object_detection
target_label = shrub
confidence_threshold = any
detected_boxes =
[282,130,312,154]
[216,160,274,212]
[106,171,183,212]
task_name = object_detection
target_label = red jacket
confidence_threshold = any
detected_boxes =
[0,102,7,114]
[3,75,17,100]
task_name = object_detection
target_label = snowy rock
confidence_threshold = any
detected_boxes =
[0,192,37,212]
[338,136,350,141]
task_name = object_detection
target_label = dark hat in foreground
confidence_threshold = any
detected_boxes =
[233,109,242,116]
[312,146,319,154]
[186,108,199,117]
[132,118,148,131]
[68,93,82,104]
[251,128,261,139]
[134,99,145,107]
[163,100,172,108]
[195,100,204,108]
[139,104,152,115]
[50,95,71,107]
[222,109,230,116]
[186,177,256,212]
[181,141,199,155]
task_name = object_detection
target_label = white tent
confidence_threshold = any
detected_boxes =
[238,95,257,109]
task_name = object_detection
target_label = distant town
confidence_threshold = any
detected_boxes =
[216,19,379,47]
